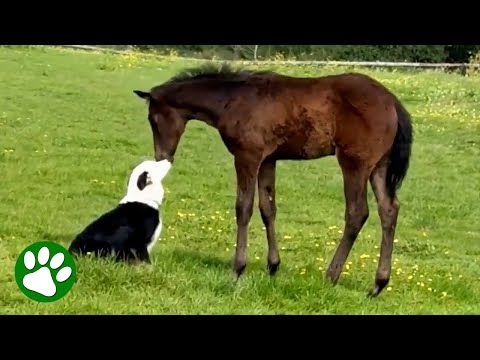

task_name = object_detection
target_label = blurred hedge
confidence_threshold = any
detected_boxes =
[100,45,480,63]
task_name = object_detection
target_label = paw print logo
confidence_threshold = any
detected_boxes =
[15,241,76,302]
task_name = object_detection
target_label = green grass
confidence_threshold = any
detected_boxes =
[1,45,479,314]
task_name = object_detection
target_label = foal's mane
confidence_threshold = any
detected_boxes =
[162,62,276,86]
[143,63,278,100]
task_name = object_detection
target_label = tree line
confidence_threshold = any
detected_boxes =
[114,45,480,63]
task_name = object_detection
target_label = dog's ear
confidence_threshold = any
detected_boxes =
[133,90,151,100]
[137,171,152,191]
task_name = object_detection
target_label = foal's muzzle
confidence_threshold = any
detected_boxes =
[155,152,174,163]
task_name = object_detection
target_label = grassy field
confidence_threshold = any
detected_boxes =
[1,46,479,314]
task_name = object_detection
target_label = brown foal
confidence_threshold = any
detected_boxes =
[133,63,413,297]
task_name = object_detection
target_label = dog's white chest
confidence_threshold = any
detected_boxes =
[147,218,163,254]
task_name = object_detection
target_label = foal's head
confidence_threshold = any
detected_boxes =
[133,63,272,161]
[133,90,186,162]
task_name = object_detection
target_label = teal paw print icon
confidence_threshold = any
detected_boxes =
[15,241,76,302]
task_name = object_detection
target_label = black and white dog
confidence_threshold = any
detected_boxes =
[68,159,172,263]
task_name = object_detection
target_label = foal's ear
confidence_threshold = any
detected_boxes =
[133,90,151,100]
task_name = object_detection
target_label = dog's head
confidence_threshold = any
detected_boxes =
[121,159,172,209]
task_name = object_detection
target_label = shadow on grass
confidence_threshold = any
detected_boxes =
[335,276,372,296]
[164,248,280,274]
[166,248,232,270]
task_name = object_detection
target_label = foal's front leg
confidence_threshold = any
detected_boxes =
[257,159,280,275]
[233,154,261,278]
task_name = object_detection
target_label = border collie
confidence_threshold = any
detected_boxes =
[68,159,172,263]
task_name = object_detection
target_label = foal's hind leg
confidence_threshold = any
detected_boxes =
[257,159,280,275]
[326,153,370,284]
[368,160,400,297]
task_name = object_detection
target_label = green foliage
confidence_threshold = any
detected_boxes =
[123,45,476,63]
[446,45,480,62]
[466,49,480,76]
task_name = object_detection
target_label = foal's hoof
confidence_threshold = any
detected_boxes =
[267,260,280,276]
[325,269,340,285]
[367,277,390,298]
[233,262,246,280]
[367,287,380,298]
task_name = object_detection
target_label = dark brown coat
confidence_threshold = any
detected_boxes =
[134,63,413,297]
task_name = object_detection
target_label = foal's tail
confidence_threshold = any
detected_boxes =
[386,99,413,199]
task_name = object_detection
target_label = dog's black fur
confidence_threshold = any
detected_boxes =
[68,202,159,263]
